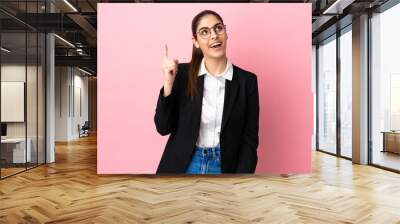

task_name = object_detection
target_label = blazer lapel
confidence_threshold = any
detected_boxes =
[221,66,239,133]
[194,75,205,134]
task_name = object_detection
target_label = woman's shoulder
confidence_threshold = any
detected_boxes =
[177,63,190,73]
[174,63,189,84]
[232,64,257,82]
[176,63,190,79]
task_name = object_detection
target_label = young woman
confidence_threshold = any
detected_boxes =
[154,10,259,174]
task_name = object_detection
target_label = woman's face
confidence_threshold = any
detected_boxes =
[193,14,228,60]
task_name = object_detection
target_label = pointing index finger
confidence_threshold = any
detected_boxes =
[163,44,168,60]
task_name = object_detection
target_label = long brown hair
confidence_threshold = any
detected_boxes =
[187,10,224,98]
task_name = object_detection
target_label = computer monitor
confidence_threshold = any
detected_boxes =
[1,123,7,137]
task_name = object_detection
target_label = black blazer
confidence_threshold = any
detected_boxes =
[154,63,259,174]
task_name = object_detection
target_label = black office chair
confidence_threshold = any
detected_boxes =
[79,121,90,138]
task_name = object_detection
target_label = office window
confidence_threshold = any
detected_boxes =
[312,45,317,150]
[371,3,400,171]
[340,27,352,158]
[317,35,337,154]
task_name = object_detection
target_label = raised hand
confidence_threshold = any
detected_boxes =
[161,44,179,97]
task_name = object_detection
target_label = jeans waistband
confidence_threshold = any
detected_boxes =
[195,146,221,157]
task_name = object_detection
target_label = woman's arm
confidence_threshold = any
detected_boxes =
[236,75,260,173]
[154,76,180,136]
[154,45,180,136]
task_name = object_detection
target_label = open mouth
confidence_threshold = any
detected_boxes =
[209,42,223,49]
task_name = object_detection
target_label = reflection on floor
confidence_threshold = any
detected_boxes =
[373,150,400,171]
[0,163,41,178]
[340,148,352,158]
[0,167,25,177]
[0,134,400,223]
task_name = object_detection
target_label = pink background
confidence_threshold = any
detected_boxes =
[97,3,312,174]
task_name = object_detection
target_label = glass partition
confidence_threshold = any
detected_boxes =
[317,35,337,154]
[1,31,28,177]
[0,1,46,179]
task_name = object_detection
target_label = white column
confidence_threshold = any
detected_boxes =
[46,0,55,163]
[352,14,369,164]
[46,33,55,163]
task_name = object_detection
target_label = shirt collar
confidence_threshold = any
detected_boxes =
[198,58,233,81]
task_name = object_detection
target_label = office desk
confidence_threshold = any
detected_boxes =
[381,131,400,154]
[1,138,32,163]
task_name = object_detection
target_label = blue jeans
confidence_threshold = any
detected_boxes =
[186,146,222,174]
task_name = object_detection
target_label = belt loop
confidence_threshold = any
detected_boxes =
[202,148,207,156]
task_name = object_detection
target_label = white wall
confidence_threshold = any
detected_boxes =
[1,65,42,137]
[55,67,89,141]
[55,66,69,141]
[72,72,89,138]
[1,65,26,136]
[1,64,46,164]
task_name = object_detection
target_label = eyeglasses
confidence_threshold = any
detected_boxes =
[196,23,226,39]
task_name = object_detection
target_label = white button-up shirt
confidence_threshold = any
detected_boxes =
[196,58,233,148]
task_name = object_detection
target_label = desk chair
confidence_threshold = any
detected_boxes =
[78,121,90,138]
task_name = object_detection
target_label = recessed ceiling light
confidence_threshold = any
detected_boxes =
[54,34,75,48]
[1,47,11,53]
[322,0,354,15]
[78,67,93,76]
[63,0,78,12]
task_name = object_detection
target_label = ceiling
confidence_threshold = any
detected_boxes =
[0,0,393,75]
